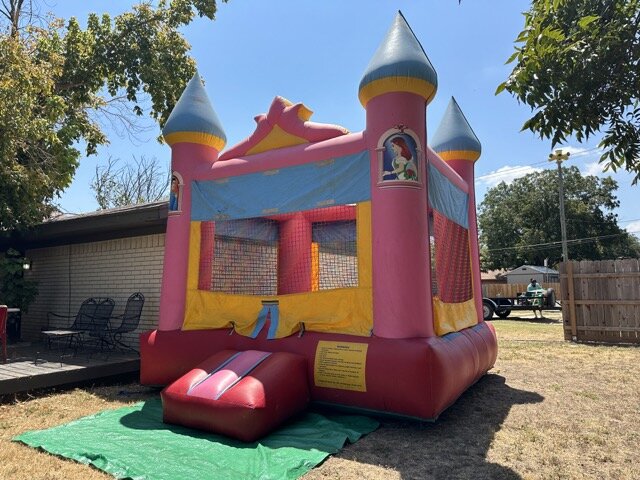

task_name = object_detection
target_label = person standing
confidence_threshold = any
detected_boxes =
[527,278,544,318]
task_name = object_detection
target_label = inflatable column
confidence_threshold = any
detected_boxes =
[431,97,483,323]
[278,213,312,294]
[159,73,227,331]
[358,12,438,338]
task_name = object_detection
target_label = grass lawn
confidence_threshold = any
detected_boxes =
[1,312,638,479]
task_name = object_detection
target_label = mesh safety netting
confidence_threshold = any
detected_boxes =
[199,205,358,296]
[432,210,472,303]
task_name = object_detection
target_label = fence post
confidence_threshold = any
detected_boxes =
[566,261,578,341]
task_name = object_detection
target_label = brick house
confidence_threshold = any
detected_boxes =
[1,201,167,349]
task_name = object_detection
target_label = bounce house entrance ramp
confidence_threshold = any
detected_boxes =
[161,349,310,442]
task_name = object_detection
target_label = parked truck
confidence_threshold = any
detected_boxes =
[482,288,559,320]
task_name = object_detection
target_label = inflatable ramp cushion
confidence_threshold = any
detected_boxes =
[161,349,310,442]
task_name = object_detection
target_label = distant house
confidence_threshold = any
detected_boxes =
[480,269,507,285]
[505,265,559,285]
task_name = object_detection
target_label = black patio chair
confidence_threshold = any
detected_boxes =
[108,292,145,353]
[44,297,115,355]
[46,297,99,332]
[84,297,117,352]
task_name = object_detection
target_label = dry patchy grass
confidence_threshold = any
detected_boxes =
[1,314,639,480]
[0,386,156,480]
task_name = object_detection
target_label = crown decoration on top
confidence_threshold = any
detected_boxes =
[162,72,227,151]
[219,96,349,160]
[358,11,438,107]
[431,97,481,162]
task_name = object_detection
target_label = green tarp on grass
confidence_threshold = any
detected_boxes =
[14,398,378,480]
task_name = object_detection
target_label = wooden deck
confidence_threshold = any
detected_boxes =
[0,342,140,396]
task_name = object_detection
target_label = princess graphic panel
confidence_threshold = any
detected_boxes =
[169,172,184,214]
[380,131,420,184]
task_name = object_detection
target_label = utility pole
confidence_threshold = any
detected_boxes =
[549,149,571,262]
[549,148,577,341]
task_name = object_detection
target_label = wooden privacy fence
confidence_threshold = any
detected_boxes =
[559,259,640,344]
[482,283,560,298]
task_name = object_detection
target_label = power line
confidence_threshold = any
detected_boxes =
[564,147,602,158]
[568,217,640,225]
[476,146,602,182]
[476,161,548,181]
[485,230,640,253]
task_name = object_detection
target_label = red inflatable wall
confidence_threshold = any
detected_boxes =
[140,321,497,420]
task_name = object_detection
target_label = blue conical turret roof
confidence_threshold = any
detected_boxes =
[162,72,227,150]
[358,11,437,107]
[431,97,481,162]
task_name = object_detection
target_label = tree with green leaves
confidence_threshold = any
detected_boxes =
[498,0,640,183]
[478,166,640,270]
[0,248,38,312]
[0,0,226,231]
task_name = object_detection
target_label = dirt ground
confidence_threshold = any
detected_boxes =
[1,311,639,480]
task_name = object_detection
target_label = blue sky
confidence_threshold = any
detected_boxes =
[52,0,640,236]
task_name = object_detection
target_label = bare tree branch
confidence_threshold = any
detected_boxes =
[2,0,60,36]
[91,155,169,209]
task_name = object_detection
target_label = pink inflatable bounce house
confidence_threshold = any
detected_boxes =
[142,12,498,438]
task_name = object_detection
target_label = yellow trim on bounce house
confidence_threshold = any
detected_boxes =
[274,96,313,121]
[437,150,481,162]
[295,102,313,121]
[163,131,227,151]
[276,287,372,338]
[358,77,436,107]
[186,221,200,292]
[185,291,268,337]
[356,201,373,289]
[246,125,308,156]
[311,242,320,292]
[182,202,374,337]
[432,297,478,336]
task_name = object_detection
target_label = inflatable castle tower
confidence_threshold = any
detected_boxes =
[142,12,497,428]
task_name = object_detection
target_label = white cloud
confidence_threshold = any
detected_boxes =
[583,161,603,176]
[578,158,633,179]
[476,165,543,188]
[626,221,640,238]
